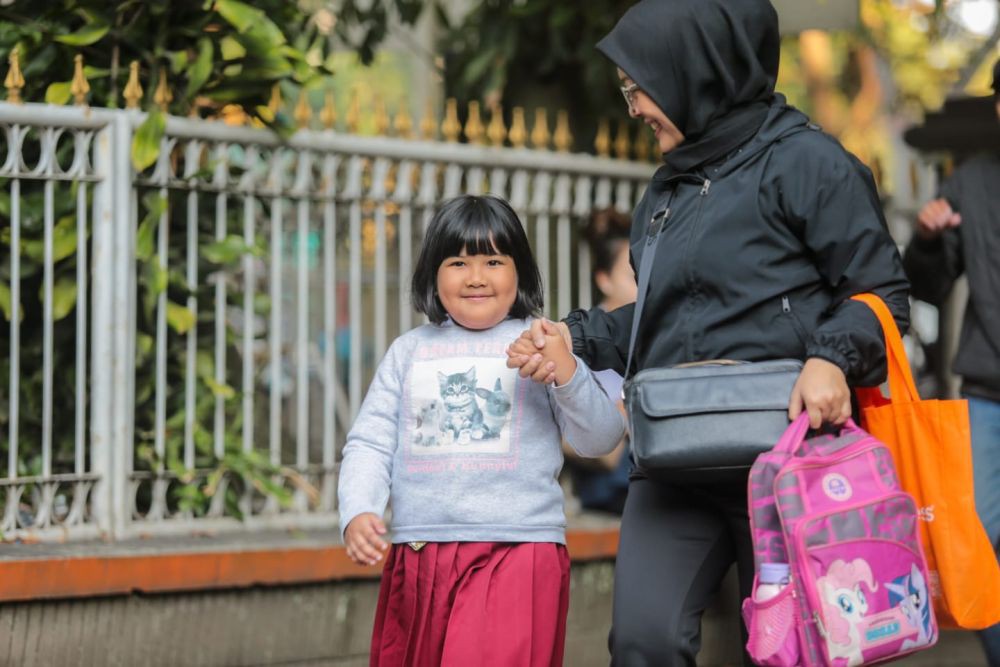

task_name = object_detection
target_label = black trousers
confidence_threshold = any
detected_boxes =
[609,476,755,666]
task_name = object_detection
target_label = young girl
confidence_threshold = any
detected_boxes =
[338,194,625,667]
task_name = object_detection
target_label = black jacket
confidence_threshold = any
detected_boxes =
[567,0,909,386]
[565,100,910,385]
[903,153,1000,402]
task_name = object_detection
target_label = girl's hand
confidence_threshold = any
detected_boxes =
[505,319,571,384]
[344,512,389,566]
[788,358,851,429]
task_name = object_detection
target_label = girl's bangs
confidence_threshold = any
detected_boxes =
[447,216,509,257]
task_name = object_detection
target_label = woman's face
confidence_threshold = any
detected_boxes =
[618,68,685,154]
[595,240,637,311]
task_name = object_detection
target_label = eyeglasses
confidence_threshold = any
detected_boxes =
[620,82,639,112]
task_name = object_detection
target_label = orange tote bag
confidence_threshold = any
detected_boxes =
[852,292,1000,629]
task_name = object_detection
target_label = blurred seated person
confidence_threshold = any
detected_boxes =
[562,209,636,515]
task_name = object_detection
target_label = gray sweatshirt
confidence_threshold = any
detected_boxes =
[338,318,626,545]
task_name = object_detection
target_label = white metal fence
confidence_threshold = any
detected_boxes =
[0,101,652,541]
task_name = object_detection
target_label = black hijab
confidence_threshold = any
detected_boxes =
[597,0,780,173]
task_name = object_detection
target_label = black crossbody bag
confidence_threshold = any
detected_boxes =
[621,204,802,480]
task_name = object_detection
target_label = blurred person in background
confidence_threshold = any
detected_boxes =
[562,209,636,515]
[902,58,1000,667]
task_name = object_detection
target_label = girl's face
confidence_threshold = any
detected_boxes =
[618,68,685,154]
[436,248,518,330]
[595,240,637,311]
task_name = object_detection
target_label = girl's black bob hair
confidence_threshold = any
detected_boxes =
[411,194,543,325]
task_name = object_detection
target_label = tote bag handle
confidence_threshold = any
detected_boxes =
[850,293,919,406]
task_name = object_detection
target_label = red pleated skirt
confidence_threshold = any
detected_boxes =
[369,541,571,667]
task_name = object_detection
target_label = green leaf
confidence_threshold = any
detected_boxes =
[220,36,246,60]
[136,332,154,362]
[20,217,78,263]
[83,66,111,79]
[45,81,73,106]
[54,21,110,46]
[168,50,189,74]
[136,192,167,263]
[40,277,78,321]
[132,109,166,172]
[204,375,236,399]
[201,235,248,264]
[0,281,15,322]
[148,259,168,297]
[135,216,159,262]
[165,301,196,334]
[186,38,214,99]
[215,0,259,33]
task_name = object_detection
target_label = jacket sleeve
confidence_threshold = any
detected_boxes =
[563,302,635,375]
[337,339,403,540]
[773,139,910,387]
[902,177,965,306]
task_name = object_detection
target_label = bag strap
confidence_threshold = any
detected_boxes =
[624,187,680,382]
[850,293,919,406]
[771,414,866,456]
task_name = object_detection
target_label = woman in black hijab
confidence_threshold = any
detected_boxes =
[508,0,910,664]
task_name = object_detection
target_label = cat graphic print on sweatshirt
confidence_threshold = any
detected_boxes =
[411,364,512,452]
[338,318,625,545]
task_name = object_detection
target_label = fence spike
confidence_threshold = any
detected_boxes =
[554,110,572,152]
[419,99,437,140]
[531,108,550,150]
[123,60,143,109]
[320,90,337,129]
[595,118,611,157]
[71,54,91,106]
[346,87,360,134]
[294,88,312,129]
[394,99,414,138]
[5,48,25,104]
[153,68,172,111]
[487,104,506,147]
[509,107,527,148]
[441,98,461,142]
[634,129,649,161]
[267,84,282,115]
[220,103,249,126]
[614,119,631,160]
[464,100,485,144]
[374,94,390,135]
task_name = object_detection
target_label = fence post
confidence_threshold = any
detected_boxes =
[90,111,136,539]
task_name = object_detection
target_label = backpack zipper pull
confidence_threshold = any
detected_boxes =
[700,179,712,196]
[781,296,791,313]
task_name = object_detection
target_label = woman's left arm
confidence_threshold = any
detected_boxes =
[771,136,910,402]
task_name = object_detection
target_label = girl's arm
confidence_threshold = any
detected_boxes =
[337,339,405,542]
[546,346,627,458]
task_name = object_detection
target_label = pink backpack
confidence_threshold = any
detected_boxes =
[743,414,937,666]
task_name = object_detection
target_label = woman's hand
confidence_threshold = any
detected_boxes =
[505,319,572,384]
[344,512,388,566]
[788,358,851,429]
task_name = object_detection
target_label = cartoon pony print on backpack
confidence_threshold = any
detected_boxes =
[818,559,877,667]
[886,564,934,650]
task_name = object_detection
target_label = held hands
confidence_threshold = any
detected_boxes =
[916,198,961,240]
[344,512,388,566]
[788,358,851,429]
[506,319,576,385]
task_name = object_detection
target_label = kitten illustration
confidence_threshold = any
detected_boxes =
[438,367,486,444]
[475,378,512,439]
[414,399,441,447]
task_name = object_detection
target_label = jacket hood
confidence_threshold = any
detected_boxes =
[597,0,781,172]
